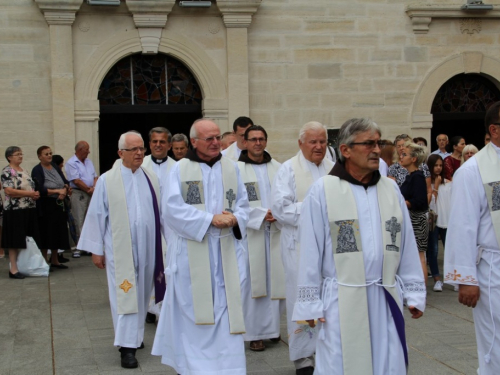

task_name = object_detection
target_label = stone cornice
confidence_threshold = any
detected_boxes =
[406,4,500,34]
[125,0,176,16]
[34,0,83,25]
[217,0,262,28]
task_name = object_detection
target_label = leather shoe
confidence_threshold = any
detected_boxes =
[58,254,70,263]
[120,352,138,369]
[146,312,156,324]
[50,263,69,269]
[9,271,25,279]
[137,342,144,349]
[296,366,314,375]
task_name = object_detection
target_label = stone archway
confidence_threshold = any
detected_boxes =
[74,29,228,173]
[410,52,500,144]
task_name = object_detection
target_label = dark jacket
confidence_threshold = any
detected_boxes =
[400,170,428,211]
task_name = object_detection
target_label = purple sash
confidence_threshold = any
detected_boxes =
[383,288,408,367]
[143,171,166,304]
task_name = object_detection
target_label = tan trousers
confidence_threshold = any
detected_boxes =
[70,189,91,244]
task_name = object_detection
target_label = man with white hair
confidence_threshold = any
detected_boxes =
[293,118,425,374]
[77,131,164,369]
[271,121,334,375]
[152,119,250,375]
[431,134,451,158]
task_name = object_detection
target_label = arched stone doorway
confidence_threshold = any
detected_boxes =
[430,74,500,151]
[97,53,202,172]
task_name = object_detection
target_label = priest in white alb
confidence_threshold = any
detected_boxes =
[444,102,500,375]
[293,118,425,375]
[271,121,334,375]
[152,119,250,375]
[237,125,285,352]
[77,131,165,369]
[221,116,253,161]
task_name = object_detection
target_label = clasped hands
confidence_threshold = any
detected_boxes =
[212,211,238,229]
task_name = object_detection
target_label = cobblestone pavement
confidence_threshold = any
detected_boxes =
[0,249,478,375]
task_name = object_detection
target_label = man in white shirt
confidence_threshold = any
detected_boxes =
[444,102,500,375]
[431,134,451,158]
[222,116,254,161]
[271,121,334,375]
[142,127,176,185]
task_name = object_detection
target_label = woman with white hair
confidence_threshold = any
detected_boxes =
[399,141,429,284]
[462,144,478,163]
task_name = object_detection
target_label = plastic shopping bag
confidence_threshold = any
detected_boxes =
[15,237,50,277]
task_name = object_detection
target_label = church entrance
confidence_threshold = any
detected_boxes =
[97,53,202,173]
[430,74,500,151]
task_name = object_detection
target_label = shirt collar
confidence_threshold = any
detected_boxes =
[151,155,169,165]
[238,150,272,165]
[329,160,381,189]
[185,149,222,168]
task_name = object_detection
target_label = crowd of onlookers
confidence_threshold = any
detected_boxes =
[379,133,485,292]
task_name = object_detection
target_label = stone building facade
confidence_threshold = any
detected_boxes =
[1,0,500,171]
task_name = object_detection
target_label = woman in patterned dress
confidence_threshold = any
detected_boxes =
[1,146,40,279]
[399,141,429,285]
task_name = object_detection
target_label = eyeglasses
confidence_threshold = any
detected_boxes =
[12,153,23,157]
[247,137,267,143]
[195,135,222,143]
[349,140,386,149]
[43,152,53,156]
[121,147,147,153]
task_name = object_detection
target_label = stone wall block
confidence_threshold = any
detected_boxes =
[373,78,420,92]
[0,93,20,110]
[285,94,320,109]
[351,94,385,108]
[334,34,379,47]
[249,64,285,80]
[249,94,283,109]
[249,49,292,63]
[307,64,342,79]
[343,64,385,79]
[283,35,332,48]
[404,46,428,62]
[249,110,272,126]
[304,19,355,33]
[247,34,281,48]
[249,80,271,94]
[385,92,415,107]
[320,93,352,108]
[294,49,354,63]
[285,64,307,80]
[462,51,483,74]
[0,45,34,62]
[371,49,402,62]
[300,110,333,127]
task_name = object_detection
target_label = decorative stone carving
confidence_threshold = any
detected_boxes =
[125,0,176,54]
[406,4,500,34]
[34,0,83,25]
[79,21,90,32]
[209,22,221,34]
[217,0,262,28]
[461,18,482,34]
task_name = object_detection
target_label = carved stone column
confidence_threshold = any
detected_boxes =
[126,0,176,54]
[218,0,262,123]
[34,0,83,159]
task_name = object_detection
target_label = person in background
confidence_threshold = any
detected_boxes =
[426,154,452,292]
[222,116,254,160]
[431,134,451,158]
[399,141,429,285]
[443,136,466,181]
[221,132,237,150]
[414,137,428,150]
[171,133,189,160]
[462,144,479,163]
[1,146,40,279]
[485,133,491,145]
[0,182,3,259]
[31,146,70,270]
[379,139,394,177]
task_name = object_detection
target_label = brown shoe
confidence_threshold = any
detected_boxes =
[249,340,265,351]
[269,335,281,343]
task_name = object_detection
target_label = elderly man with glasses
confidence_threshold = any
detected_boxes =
[292,118,425,375]
[77,131,164,369]
[152,118,250,375]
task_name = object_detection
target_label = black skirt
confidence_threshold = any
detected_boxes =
[37,198,70,250]
[1,208,40,249]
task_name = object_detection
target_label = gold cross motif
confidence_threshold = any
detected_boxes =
[119,279,133,293]
[452,270,461,281]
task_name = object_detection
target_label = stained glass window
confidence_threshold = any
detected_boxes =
[98,53,202,106]
[432,74,500,113]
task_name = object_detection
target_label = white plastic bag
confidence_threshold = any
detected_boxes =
[15,237,50,277]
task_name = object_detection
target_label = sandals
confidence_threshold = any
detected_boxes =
[249,340,265,351]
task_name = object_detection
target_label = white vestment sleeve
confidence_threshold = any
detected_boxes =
[292,181,326,321]
[77,176,108,256]
[271,162,302,227]
[247,206,267,230]
[163,163,213,242]
[231,166,250,240]
[444,162,483,286]
[392,182,427,312]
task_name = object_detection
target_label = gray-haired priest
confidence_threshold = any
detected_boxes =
[292,118,425,375]
[152,119,250,374]
[77,131,165,369]
[237,125,285,352]
[271,121,334,375]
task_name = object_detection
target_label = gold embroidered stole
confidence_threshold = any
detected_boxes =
[237,160,285,300]
[324,175,402,375]
[179,157,246,334]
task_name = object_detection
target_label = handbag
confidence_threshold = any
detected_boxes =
[15,237,50,277]
[428,209,438,232]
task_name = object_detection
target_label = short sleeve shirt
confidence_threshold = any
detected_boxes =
[65,155,97,189]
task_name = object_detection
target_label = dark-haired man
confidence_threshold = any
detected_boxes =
[222,116,254,161]
[237,125,285,352]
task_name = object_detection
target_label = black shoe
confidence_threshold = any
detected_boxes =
[137,342,144,349]
[296,366,314,375]
[146,312,156,324]
[83,251,92,256]
[9,271,25,279]
[120,352,138,369]
[58,254,70,263]
[50,263,69,269]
